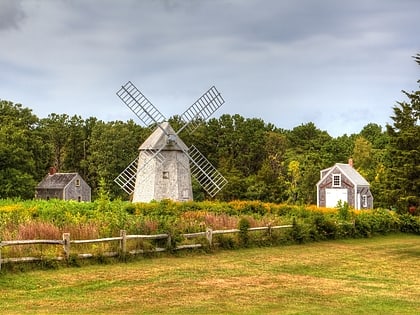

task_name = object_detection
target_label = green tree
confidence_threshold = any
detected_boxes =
[191,114,274,200]
[256,131,288,202]
[287,122,331,154]
[286,160,301,203]
[360,123,388,149]
[62,115,88,173]
[320,135,354,167]
[88,120,146,199]
[285,123,332,204]
[352,136,373,175]
[383,54,420,211]
[257,131,288,183]
[0,101,44,198]
[207,114,270,177]
[39,113,71,171]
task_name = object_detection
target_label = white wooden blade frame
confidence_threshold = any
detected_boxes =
[188,145,228,197]
[114,149,166,194]
[114,157,138,194]
[117,81,166,127]
[178,86,224,134]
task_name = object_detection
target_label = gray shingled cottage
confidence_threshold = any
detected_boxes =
[316,160,373,210]
[35,168,91,202]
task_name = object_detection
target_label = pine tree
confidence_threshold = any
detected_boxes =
[384,54,420,213]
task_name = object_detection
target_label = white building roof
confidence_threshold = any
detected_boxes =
[317,163,370,187]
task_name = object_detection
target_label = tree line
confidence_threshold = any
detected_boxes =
[1,55,418,212]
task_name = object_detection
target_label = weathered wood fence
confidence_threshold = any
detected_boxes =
[0,225,293,270]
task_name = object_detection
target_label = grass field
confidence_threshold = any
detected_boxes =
[1,234,419,315]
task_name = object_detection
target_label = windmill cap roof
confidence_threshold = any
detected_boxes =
[139,122,188,151]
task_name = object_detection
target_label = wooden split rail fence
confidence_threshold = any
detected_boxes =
[0,224,293,270]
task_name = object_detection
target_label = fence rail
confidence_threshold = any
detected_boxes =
[0,225,293,270]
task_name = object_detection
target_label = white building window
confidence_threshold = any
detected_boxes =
[362,195,367,208]
[332,174,341,187]
[162,171,169,179]
[75,179,80,187]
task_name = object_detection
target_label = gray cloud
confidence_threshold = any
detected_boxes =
[0,0,419,136]
[0,0,25,31]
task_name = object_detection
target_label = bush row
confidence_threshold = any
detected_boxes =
[1,199,419,241]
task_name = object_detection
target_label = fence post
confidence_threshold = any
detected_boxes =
[166,233,172,250]
[206,227,213,246]
[120,230,127,258]
[63,233,70,260]
[267,223,272,237]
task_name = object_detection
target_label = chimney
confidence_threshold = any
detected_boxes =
[49,167,57,175]
[348,158,353,168]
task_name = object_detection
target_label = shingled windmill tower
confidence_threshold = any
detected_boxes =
[114,81,228,202]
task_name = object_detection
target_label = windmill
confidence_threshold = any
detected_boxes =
[114,81,228,202]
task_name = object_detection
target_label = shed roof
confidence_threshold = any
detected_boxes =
[36,173,78,189]
[319,163,370,186]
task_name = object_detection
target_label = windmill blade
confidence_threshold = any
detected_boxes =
[187,145,228,197]
[114,149,166,194]
[177,86,224,134]
[114,157,138,194]
[117,81,166,128]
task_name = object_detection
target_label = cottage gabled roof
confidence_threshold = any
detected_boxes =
[318,163,370,187]
[139,122,188,151]
[36,173,78,189]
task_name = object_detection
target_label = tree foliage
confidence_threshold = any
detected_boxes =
[0,100,398,204]
[0,101,47,198]
[1,54,418,206]
[383,54,420,211]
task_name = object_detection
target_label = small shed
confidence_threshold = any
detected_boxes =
[35,169,91,202]
[316,160,373,210]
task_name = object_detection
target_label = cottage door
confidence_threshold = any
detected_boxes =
[325,189,348,208]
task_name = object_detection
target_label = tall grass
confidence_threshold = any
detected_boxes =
[1,198,419,244]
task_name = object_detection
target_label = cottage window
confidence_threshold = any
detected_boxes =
[75,179,80,187]
[362,195,367,208]
[78,196,82,202]
[162,171,169,179]
[332,174,341,187]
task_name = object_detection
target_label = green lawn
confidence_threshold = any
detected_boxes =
[1,234,419,314]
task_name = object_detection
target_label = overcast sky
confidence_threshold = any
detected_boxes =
[1,0,419,137]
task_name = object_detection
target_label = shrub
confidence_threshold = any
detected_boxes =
[2,199,420,263]
[215,234,237,249]
[399,214,420,234]
[337,201,351,221]
[310,213,338,240]
[354,214,372,238]
[238,218,251,247]
[290,217,307,244]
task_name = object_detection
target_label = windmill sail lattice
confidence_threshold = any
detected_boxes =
[187,145,228,197]
[114,148,166,195]
[114,81,227,202]
[117,81,166,127]
[178,86,225,134]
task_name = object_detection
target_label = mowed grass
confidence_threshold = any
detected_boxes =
[1,234,419,315]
